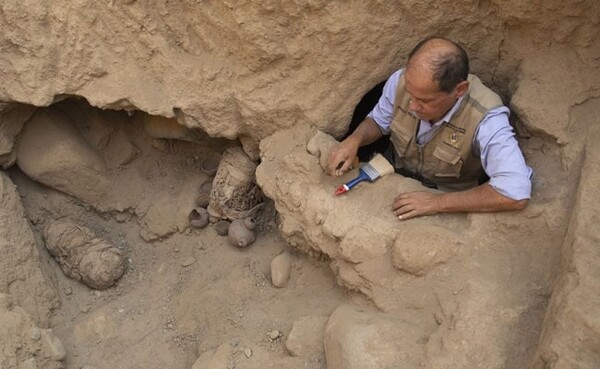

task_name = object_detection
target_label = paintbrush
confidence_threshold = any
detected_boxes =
[334,153,395,195]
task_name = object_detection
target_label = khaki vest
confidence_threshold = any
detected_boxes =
[389,74,503,191]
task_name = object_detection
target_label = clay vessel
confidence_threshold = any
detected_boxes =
[200,153,221,176]
[214,220,231,236]
[228,217,256,248]
[189,207,209,229]
[195,193,210,208]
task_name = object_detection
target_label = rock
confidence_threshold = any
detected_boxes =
[44,218,126,290]
[270,252,293,288]
[16,107,110,203]
[324,304,437,369]
[243,347,252,358]
[181,257,196,267]
[267,330,282,341]
[285,315,328,358]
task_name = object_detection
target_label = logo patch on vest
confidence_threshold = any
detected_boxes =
[449,131,459,144]
[444,123,465,149]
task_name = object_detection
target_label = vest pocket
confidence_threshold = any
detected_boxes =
[432,146,462,178]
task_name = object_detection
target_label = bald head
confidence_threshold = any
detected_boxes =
[407,37,469,93]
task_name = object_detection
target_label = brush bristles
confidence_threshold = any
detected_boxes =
[365,153,395,178]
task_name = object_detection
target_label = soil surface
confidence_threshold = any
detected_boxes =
[11,166,350,369]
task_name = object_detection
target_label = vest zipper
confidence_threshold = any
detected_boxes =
[416,144,424,177]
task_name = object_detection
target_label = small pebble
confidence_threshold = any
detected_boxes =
[267,330,282,341]
[243,347,252,358]
[64,287,73,295]
[181,257,196,267]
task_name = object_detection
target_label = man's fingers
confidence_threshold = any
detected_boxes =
[397,209,418,221]
[393,203,413,217]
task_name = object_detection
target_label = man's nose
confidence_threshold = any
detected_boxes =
[409,98,420,111]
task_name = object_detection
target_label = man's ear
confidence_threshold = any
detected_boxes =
[455,80,469,98]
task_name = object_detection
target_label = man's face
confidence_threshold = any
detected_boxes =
[404,66,462,123]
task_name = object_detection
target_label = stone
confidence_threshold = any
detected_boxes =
[267,330,282,341]
[181,257,196,267]
[285,315,328,358]
[16,108,110,204]
[324,304,437,369]
[270,251,293,288]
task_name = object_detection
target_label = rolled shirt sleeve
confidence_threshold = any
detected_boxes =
[367,69,404,135]
[475,108,533,201]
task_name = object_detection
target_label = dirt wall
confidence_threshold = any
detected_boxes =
[0,1,599,369]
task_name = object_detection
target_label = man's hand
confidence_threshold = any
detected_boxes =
[393,191,441,220]
[327,137,360,177]
[326,117,384,177]
[392,184,529,220]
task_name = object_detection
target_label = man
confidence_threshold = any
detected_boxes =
[327,37,532,220]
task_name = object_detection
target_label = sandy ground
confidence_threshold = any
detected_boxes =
[7,118,351,369]
[16,176,349,368]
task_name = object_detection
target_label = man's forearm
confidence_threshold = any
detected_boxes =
[347,117,384,147]
[436,183,529,213]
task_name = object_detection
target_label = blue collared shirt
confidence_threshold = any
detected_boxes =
[367,69,532,200]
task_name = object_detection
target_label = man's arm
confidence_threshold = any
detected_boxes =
[392,183,528,220]
[327,117,383,176]
[393,107,531,220]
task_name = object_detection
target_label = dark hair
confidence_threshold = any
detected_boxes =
[408,36,469,93]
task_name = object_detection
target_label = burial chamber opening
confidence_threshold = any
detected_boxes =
[7,96,280,241]
[3,96,354,368]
